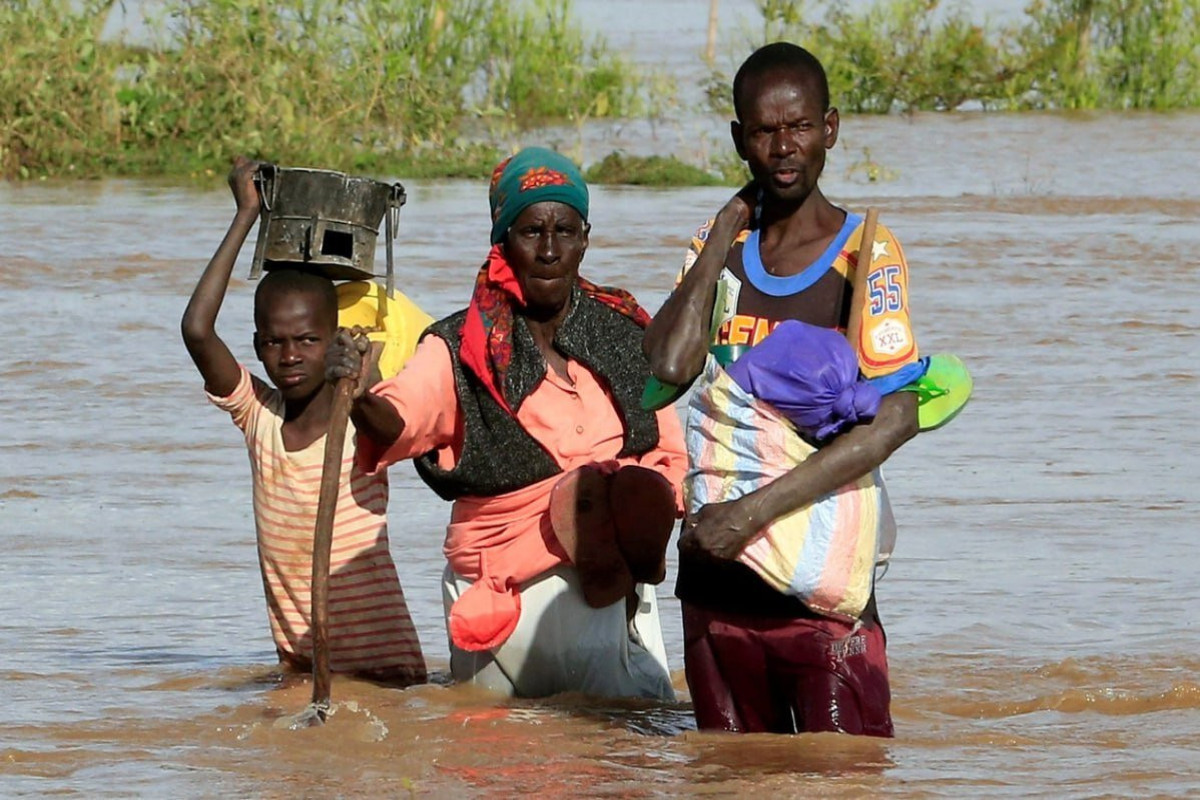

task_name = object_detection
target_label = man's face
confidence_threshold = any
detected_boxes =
[253,291,335,402]
[732,69,838,205]
[503,201,590,317]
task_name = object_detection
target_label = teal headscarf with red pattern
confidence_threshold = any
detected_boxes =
[488,146,589,244]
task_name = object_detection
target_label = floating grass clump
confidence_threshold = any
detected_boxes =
[584,153,727,186]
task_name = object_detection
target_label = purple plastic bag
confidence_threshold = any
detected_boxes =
[724,320,881,442]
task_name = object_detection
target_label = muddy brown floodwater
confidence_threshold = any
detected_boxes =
[2,110,1199,796]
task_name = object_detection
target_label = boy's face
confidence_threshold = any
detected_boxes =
[253,290,336,402]
[732,68,838,206]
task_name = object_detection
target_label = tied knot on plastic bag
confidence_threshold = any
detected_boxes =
[828,381,882,439]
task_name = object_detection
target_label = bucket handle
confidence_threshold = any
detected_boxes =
[384,182,406,298]
[248,162,278,280]
[254,162,277,212]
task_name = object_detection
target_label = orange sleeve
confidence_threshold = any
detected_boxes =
[675,218,751,288]
[851,222,920,378]
[356,335,460,473]
[205,364,274,433]
[674,219,712,287]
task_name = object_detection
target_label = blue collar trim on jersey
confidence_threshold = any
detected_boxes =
[742,212,863,297]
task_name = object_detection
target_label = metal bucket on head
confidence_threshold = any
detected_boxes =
[249,164,405,295]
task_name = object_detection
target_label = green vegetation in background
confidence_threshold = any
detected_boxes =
[4,0,1198,185]
[0,0,652,180]
[479,0,643,124]
[713,0,1200,114]
[1019,0,1200,109]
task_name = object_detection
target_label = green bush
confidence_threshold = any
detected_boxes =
[0,0,650,179]
[1018,0,1200,109]
[716,0,1200,113]
[0,0,119,178]
[6,0,1198,182]
[479,0,643,125]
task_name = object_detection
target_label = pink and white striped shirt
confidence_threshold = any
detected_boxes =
[209,366,425,681]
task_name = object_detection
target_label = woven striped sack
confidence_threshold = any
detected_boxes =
[684,358,896,620]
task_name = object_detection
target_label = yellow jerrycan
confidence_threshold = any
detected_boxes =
[336,281,432,380]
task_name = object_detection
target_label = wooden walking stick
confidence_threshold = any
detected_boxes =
[292,374,356,728]
[845,207,879,348]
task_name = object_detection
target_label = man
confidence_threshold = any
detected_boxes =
[644,43,921,735]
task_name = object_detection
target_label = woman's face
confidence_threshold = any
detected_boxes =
[503,201,589,318]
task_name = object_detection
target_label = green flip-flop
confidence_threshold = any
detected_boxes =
[901,353,973,431]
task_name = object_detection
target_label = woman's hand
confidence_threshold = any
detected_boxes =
[227,155,262,216]
[677,495,763,562]
[325,327,373,397]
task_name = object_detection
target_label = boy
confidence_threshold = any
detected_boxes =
[644,43,921,734]
[181,156,426,685]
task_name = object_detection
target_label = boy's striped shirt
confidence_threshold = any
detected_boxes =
[209,367,424,679]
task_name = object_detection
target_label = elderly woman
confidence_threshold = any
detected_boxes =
[328,148,685,700]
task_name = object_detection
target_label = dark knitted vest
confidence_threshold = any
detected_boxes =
[414,287,660,501]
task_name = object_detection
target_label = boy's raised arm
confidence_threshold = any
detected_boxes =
[643,186,754,386]
[181,156,261,398]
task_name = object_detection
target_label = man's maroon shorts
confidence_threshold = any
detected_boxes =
[682,603,894,736]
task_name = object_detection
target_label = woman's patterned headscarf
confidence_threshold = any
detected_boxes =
[488,146,589,245]
[461,148,649,414]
